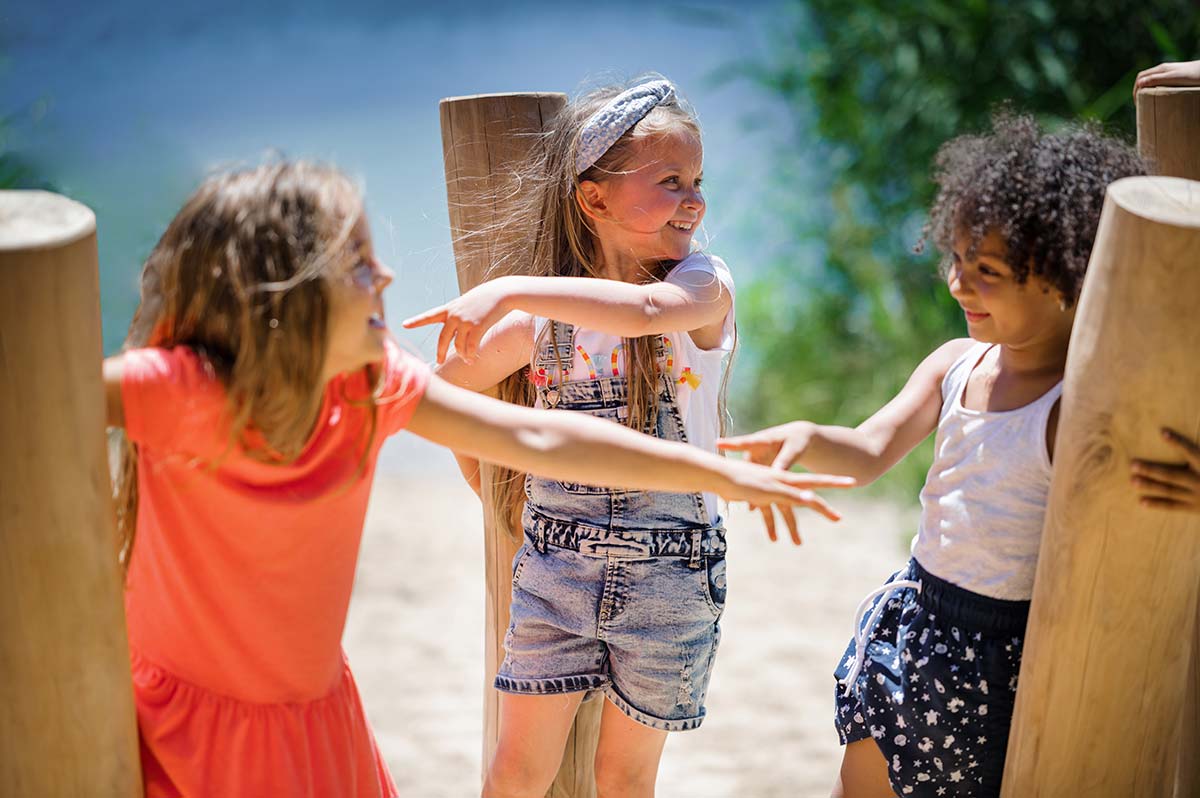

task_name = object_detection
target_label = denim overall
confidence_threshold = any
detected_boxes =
[493,321,727,732]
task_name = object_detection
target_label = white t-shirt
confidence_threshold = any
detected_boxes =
[532,251,736,523]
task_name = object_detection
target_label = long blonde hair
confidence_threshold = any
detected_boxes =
[113,161,367,567]
[483,80,734,537]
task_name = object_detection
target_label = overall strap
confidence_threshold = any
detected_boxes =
[532,320,576,408]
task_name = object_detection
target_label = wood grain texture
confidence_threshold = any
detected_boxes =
[1001,177,1200,798]
[440,92,606,798]
[1136,85,1200,798]
[1138,87,1200,182]
[0,191,141,796]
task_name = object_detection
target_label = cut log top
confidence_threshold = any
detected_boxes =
[0,190,95,252]
[1108,175,1200,228]
[1138,86,1200,98]
[440,91,566,105]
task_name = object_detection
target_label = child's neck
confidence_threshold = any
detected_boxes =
[595,246,669,284]
[995,330,1071,378]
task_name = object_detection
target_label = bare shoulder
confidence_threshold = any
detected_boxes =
[919,338,975,378]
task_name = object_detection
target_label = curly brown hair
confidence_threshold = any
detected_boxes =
[921,110,1146,306]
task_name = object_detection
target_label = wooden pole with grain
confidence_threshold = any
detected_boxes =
[1136,84,1200,798]
[0,192,142,797]
[999,176,1200,797]
[439,91,603,797]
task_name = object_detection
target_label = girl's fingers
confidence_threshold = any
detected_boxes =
[783,473,857,489]
[1132,475,1192,499]
[1163,428,1200,468]
[771,444,797,471]
[759,504,778,542]
[1140,496,1193,511]
[716,435,762,452]
[437,320,456,364]
[401,307,447,328]
[789,488,841,522]
[1131,459,1199,488]
[780,506,802,545]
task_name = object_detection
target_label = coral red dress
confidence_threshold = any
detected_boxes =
[121,341,428,797]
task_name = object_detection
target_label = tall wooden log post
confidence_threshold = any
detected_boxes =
[0,192,141,796]
[1000,177,1200,797]
[1137,85,1200,798]
[440,92,603,798]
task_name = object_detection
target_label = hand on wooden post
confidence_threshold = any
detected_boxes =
[1131,428,1200,513]
[403,280,511,364]
[1134,60,1200,96]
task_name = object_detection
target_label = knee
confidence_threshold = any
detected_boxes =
[593,754,657,798]
[483,746,558,798]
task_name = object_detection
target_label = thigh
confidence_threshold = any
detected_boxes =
[486,691,587,796]
[593,697,669,797]
[833,738,896,798]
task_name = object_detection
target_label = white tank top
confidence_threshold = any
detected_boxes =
[910,343,1063,600]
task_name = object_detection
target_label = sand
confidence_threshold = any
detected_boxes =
[345,473,914,798]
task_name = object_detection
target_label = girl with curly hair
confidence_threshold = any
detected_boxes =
[720,112,1145,798]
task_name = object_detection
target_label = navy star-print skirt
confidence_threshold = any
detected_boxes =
[834,558,1029,798]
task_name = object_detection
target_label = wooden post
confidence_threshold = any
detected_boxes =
[1137,86,1200,180]
[1137,85,1200,798]
[440,92,603,797]
[0,192,142,796]
[1000,176,1200,797]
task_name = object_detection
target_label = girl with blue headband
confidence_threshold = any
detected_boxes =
[405,77,813,796]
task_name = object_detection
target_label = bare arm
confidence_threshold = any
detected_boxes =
[719,339,975,485]
[103,355,126,428]
[405,375,854,525]
[404,272,732,363]
[432,311,535,496]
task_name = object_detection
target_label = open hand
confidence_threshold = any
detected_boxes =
[719,455,854,546]
[403,280,511,364]
[1131,428,1200,513]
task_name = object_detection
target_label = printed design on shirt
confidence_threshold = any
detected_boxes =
[656,336,674,372]
[677,367,702,390]
[576,345,598,380]
[610,343,624,377]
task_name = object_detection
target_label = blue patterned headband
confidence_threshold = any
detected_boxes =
[574,80,677,176]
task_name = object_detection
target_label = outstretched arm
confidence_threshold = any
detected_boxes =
[717,338,973,537]
[405,375,855,530]
[404,270,732,363]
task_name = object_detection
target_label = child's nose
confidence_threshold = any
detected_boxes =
[682,189,704,211]
[375,262,395,290]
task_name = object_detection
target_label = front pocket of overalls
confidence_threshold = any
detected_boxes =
[511,543,534,585]
[701,557,728,617]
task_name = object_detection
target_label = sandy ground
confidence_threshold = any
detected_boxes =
[345,473,916,798]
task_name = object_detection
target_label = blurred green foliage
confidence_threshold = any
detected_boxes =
[733,0,1199,498]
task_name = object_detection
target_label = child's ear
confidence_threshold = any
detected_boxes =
[575,180,609,221]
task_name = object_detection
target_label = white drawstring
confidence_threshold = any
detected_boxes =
[840,578,922,697]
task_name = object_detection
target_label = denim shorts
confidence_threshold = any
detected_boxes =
[495,510,727,732]
[834,559,1028,798]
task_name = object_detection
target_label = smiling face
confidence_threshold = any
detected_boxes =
[947,227,1073,348]
[323,217,394,380]
[580,128,705,274]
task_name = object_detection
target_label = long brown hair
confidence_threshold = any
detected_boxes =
[113,161,365,566]
[483,79,734,538]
